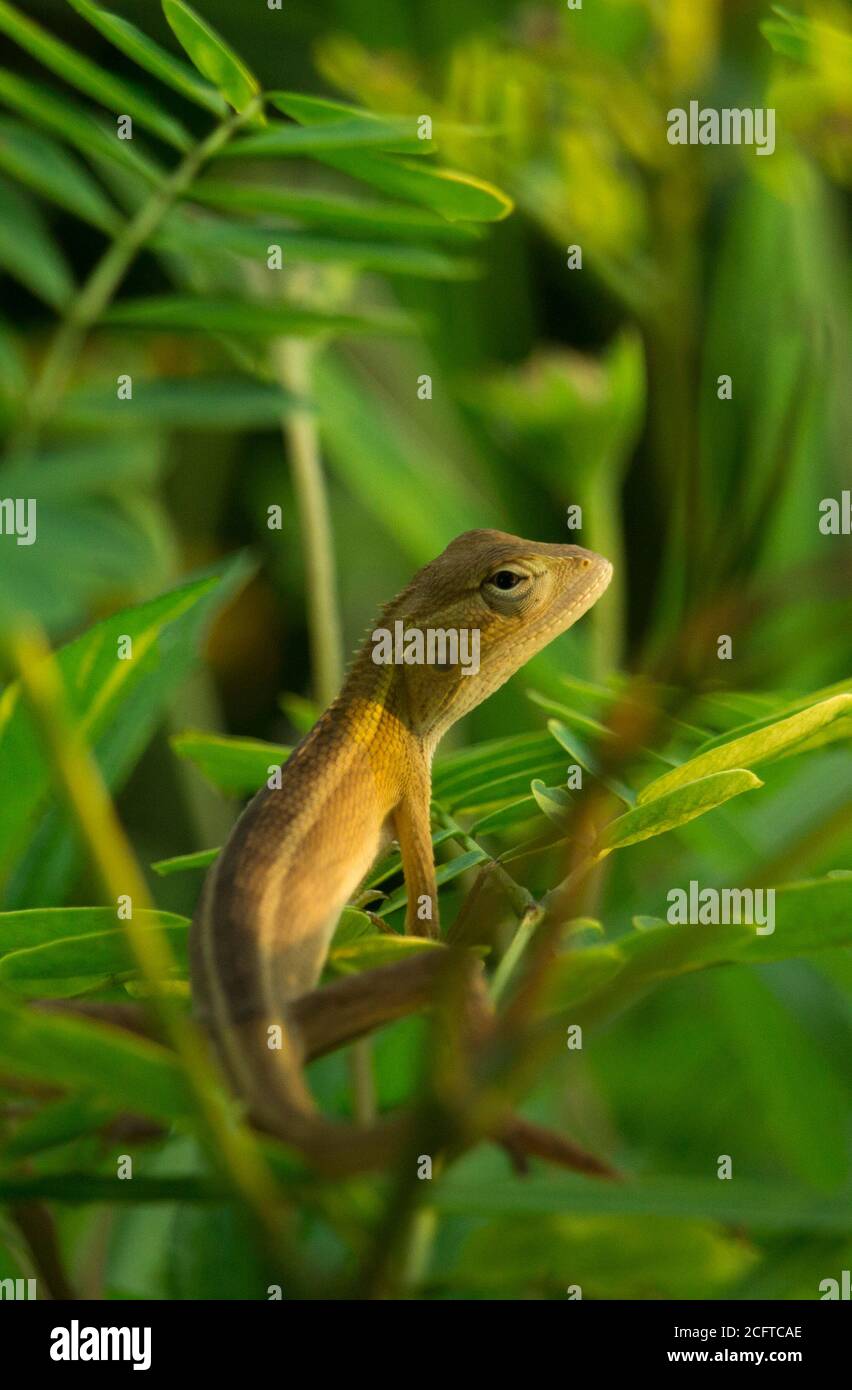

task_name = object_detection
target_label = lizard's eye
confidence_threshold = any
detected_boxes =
[487,569,526,591]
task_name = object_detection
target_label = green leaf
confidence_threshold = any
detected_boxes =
[155,211,477,279]
[437,1167,852,1232]
[0,0,190,150]
[0,316,26,396]
[5,558,252,909]
[67,0,227,115]
[186,179,478,242]
[470,797,538,836]
[565,878,852,1034]
[710,969,848,1190]
[547,719,635,806]
[268,90,510,220]
[102,295,414,338]
[328,933,444,976]
[152,847,219,877]
[311,149,512,224]
[0,70,161,182]
[0,117,119,232]
[0,997,191,1122]
[0,572,231,889]
[269,91,428,154]
[329,908,374,948]
[0,437,157,496]
[0,176,73,309]
[0,492,172,629]
[0,909,189,997]
[56,377,304,430]
[530,778,572,827]
[162,0,260,115]
[452,1214,754,1299]
[378,848,488,916]
[171,731,289,796]
[0,1092,114,1160]
[638,695,852,805]
[167,1203,264,1299]
[597,770,763,854]
[217,118,424,160]
[0,905,183,955]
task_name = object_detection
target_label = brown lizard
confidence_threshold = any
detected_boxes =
[190,530,612,1175]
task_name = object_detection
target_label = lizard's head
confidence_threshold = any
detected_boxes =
[378,529,613,744]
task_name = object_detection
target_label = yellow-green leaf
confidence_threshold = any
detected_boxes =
[637,695,852,805]
[598,769,762,854]
[162,0,260,115]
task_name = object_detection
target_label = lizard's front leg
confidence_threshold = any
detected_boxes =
[393,744,440,940]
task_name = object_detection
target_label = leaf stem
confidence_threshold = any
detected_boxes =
[272,337,344,705]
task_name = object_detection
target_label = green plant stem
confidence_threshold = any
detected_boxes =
[272,337,344,706]
[9,96,263,459]
[0,622,287,1261]
[435,806,536,920]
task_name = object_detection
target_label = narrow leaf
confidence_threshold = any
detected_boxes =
[598,770,763,854]
[67,0,227,115]
[103,295,414,337]
[162,0,260,115]
[0,0,190,149]
[638,695,852,805]
[0,176,73,308]
[0,70,161,181]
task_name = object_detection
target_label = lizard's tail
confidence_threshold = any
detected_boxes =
[188,804,620,1181]
[189,829,412,1176]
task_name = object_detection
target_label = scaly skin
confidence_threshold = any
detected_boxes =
[190,530,612,1175]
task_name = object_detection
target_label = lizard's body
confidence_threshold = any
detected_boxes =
[190,530,612,1173]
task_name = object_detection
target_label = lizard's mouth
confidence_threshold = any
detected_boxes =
[548,554,613,637]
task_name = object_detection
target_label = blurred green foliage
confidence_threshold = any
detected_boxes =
[0,0,849,1300]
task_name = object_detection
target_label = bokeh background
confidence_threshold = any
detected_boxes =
[0,0,850,1299]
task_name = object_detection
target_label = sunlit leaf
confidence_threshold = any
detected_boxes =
[152,847,219,877]
[162,0,260,116]
[327,933,442,975]
[598,770,763,854]
[312,149,512,223]
[0,909,189,997]
[638,695,852,805]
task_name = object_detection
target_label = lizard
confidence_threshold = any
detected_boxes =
[190,529,613,1176]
